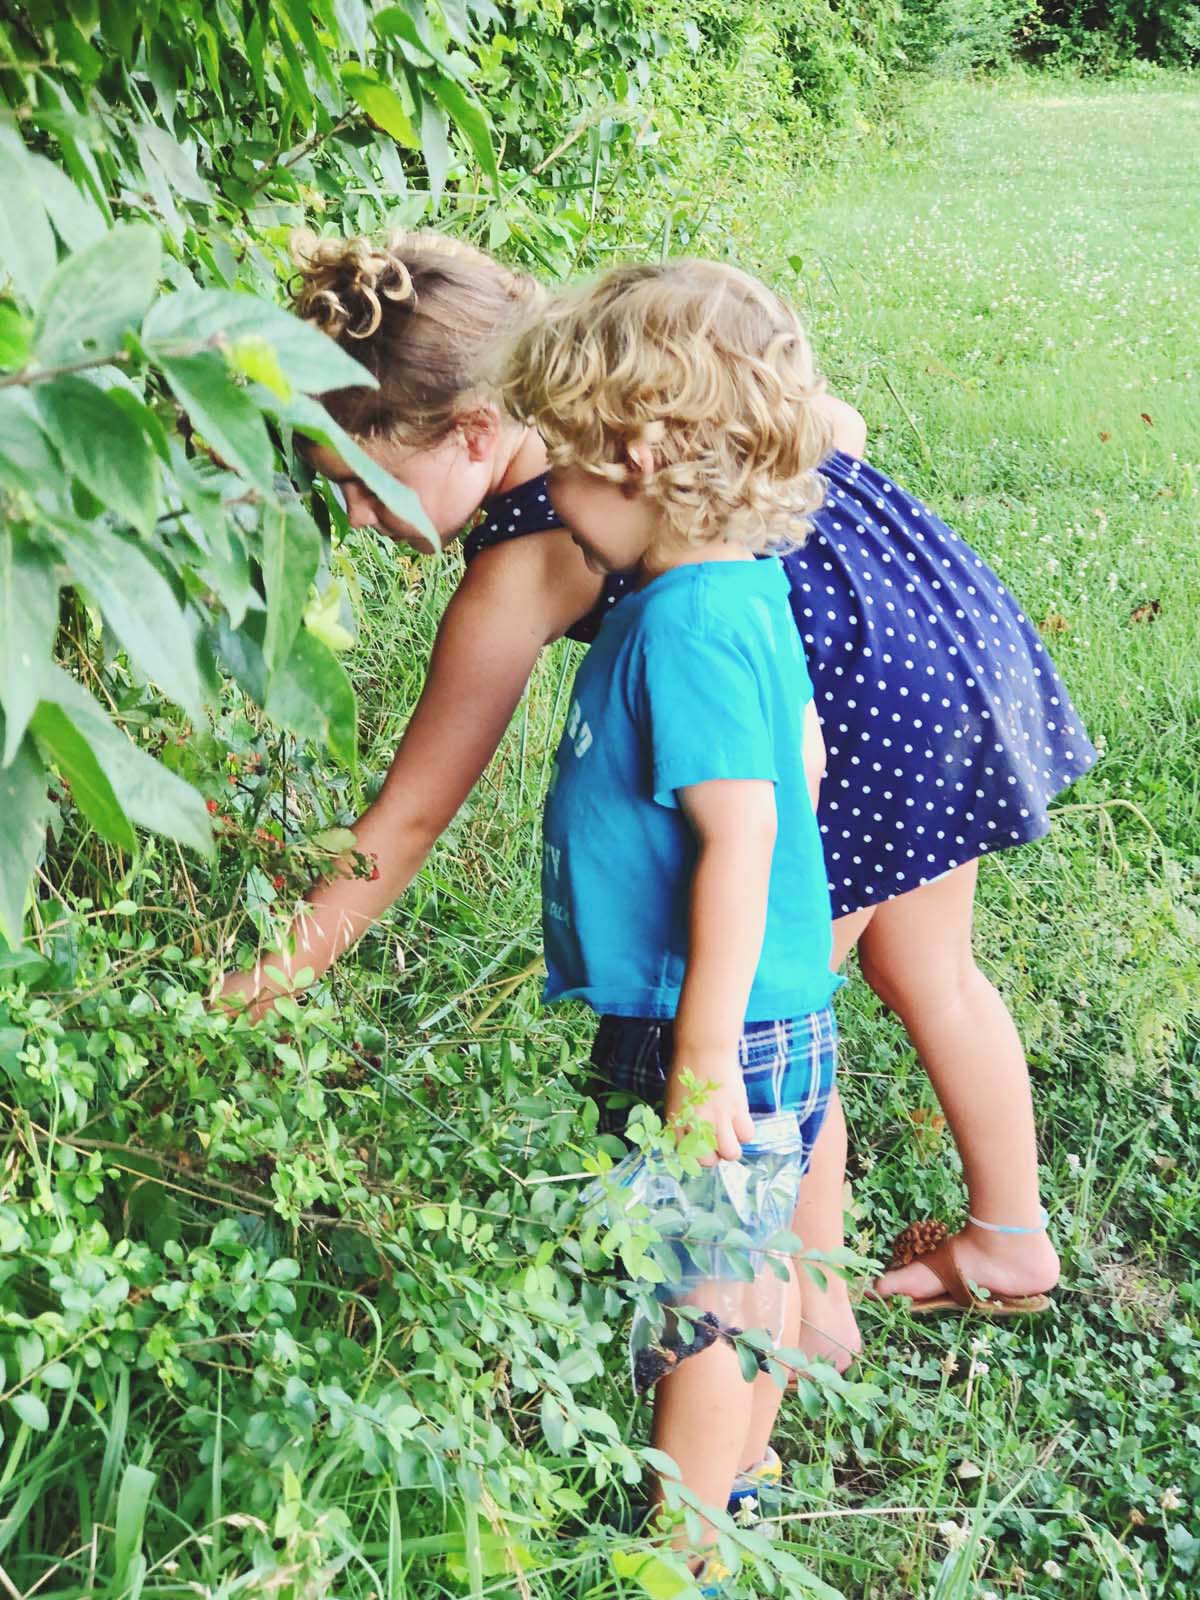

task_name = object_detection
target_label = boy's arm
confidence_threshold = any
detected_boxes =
[668,778,777,1163]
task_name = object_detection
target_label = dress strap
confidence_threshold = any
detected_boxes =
[463,471,562,564]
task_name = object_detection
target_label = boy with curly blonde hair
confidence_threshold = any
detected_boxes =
[502,260,842,1588]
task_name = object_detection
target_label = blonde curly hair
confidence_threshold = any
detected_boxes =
[289,228,543,444]
[498,259,832,553]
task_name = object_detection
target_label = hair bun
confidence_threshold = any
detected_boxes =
[290,229,417,340]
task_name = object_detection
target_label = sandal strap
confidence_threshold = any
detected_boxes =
[905,1236,977,1308]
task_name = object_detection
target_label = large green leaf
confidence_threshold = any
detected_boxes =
[20,148,107,251]
[159,352,276,493]
[0,393,61,498]
[0,131,57,306]
[36,666,212,857]
[33,223,162,369]
[0,729,52,947]
[262,503,321,678]
[428,75,500,190]
[265,628,357,768]
[420,93,451,210]
[375,7,463,77]
[30,699,135,852]
[341,67,419,147]
[144,287,375,396]
[0,529,59,765]
[47,519,202,719]
[284,393,436,542]
[35,375,159,536]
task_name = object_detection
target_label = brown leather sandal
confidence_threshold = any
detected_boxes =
[878,1219,1052,1317]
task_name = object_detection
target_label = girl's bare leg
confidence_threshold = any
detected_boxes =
[860,861,1059,1300]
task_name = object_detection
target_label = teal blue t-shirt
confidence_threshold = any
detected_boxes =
[542,558,838,1021]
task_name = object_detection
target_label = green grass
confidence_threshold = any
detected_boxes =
[4,79,1198,1600]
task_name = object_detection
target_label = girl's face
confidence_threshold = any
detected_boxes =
[308,422,498,553]
[547,461,658,576]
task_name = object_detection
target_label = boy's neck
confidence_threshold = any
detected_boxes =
[638,536,753,586]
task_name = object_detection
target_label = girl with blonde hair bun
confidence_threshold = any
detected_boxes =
[223,231,1093,1401]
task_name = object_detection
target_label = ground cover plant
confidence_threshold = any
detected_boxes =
[0,3,1197,1596]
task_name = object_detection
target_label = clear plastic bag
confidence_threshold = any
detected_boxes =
[584,1147,804,1396]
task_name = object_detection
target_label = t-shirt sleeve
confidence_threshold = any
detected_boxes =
[641,627,783,809]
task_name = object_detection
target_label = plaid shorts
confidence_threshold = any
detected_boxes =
[587,1005,837,1168]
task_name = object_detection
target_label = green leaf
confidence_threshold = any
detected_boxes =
[263,503,320,678]
[144,287,373,396]
[265,629,357,768]
[20,148,106,251]
[225,333,292,401]
[9,1392,50,1433]
[342,67,420,148]
[33,223,161,369]
[39,1363,73,1390]
[375,7,463,76]
[113,1464,156,1592]
[0,393,60,497]
[134,125,212,205]
[609,1548,692,1599]
[284,393,435,541]
[30,699,134,851]
[35,375,159,535]
[0,731,52,946]
[0,529,58,764]
[428,75,499,190]
[420,93,450,210]
[334,0,368,56]
[0,303,33,371]
[48,519,202,718]
[304,579,355,653]
[159,352,276,493]
[36,666,213,857]
[0,131,57,306]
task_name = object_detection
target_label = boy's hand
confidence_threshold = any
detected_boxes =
[665,1059,754,1165]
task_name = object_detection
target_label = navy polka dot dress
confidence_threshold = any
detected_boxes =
[464,452,1096,918]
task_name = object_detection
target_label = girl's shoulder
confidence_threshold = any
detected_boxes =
[464,472,562,563]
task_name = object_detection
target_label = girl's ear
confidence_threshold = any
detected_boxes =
[458,402,503,462]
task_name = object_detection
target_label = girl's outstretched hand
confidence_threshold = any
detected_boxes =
[665,1060,755,1164]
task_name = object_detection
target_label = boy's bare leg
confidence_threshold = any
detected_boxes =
[784,903,873,1373]
[651,1334,755,1553]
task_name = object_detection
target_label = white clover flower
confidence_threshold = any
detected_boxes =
[1066,1153,1082,1172]
[1161,1486,1184,1513]
[1042,1558,1063,1578]
[938,1520,969,1550]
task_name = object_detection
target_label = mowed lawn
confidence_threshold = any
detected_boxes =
[348,81,1200,1599]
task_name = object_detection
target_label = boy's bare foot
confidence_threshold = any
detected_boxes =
[872,1223,1060,1304]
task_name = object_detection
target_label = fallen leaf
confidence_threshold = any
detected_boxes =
[955,1460,983,1480]
[1040,613,1070,636]
[1140,412,1153,426]
[1099,431,1111,442]
[1130,600,1161,624]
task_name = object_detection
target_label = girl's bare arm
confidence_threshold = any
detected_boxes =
[221,531,602,1017]
[814,392,868,457]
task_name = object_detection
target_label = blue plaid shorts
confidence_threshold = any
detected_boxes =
[587,1005,837,1168]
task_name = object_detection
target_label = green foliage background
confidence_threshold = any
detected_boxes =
[0,4,1196,1599]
